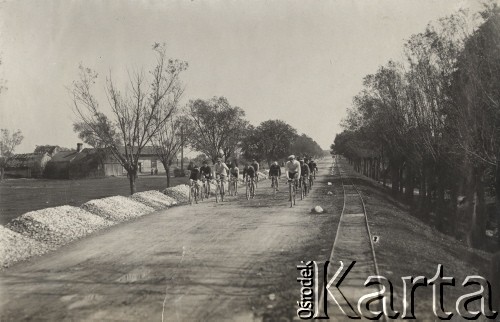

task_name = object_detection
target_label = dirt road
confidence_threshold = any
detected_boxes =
[0,159,342,321]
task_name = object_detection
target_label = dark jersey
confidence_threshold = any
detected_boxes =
[269,164,281,176]
[230,167,239,178]
[243,166,256,178]
[200,165,212,178]
[189,168,201,181]
[300,164,310,177]
[251,161,260,173]
[309,161,317,171]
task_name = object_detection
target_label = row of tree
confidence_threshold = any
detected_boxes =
[70,43,324,194]
[331,5,500,248]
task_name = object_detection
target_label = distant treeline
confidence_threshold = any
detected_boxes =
[331,5,500,248]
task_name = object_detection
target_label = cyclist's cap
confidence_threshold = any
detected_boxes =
[288,155,295,159]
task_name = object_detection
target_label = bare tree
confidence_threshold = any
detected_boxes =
[71,43,187,194]
[150,109,188,188]
[0,129,24,180]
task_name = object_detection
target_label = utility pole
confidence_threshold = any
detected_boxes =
[180,125,184,171]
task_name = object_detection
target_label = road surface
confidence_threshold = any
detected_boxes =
[0,159,342,321]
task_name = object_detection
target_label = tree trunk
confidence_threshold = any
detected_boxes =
[405,165,414,205]
[419,163,427,219]
[472,171,487,248]
[390,161,399,196]
[165,165,171,188]
[436,174,445,232]
[450,184,458,237]
[399,165,404,194]
[491,252,500,312]
[128,170,137,195]
[496,160,500,246]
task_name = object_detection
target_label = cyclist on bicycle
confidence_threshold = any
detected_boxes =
[213,157,229,182]
[188,164,202,190]
[229,162,240,195]
[268,161,281,191]
[243,163,256,182]
[308,159,318,174]
[285,155,301,183]
[299,159,311,188]
[200,160,212,180]
[249,159,258,181]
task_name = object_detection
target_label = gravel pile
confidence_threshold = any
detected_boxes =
[163,184,190,203]
[81,196,154,222]
[7,206,114,246]
[257,172,268,180]
[0,225,50,268]
[131,190,178,210]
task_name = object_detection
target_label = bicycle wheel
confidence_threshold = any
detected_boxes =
[215,184,219,203]
[246,182,250,200]
[220,182,224,202]
[251,181,255,199]
[194,187,198,204]
[200,185,204,201]
[189,187,194,205]
[292,183,296,205]
[300,180,304,200]
[289,182,293,207]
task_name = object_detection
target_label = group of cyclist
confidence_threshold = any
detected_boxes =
[187,155,318,200]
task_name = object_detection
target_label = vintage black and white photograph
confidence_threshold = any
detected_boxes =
[0,0,499,321]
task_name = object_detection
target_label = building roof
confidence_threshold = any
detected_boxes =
[5,153,48,168]
[49,148,117,164]
[34,145,70,155]
[49,151,80,163]
[117,146,157,156]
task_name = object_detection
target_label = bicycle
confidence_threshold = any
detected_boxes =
[246,176,256,200]
[309,173,314,189]
[299,175,308,199]
[228,175,238,196]
[288,177,297,207]
[201,176,210,199]
[214,176,225,203]
[270,175,279,198]
[189,180,200,205]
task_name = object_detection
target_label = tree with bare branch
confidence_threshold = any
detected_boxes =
[150,109,188,188]
[71,43,187,194]
[0,129,24,180]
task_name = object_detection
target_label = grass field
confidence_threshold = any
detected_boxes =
[0,175,187,225]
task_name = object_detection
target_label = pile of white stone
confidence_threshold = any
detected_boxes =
[163,184,190,203]
[7,206,113,246]
[0,186,190,269]
[81,196,154,222]
[0,225,50,268]
[130,190,177,210]
[257,172,268,180]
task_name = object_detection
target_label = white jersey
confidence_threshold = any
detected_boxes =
[285,160,301,177]
[214,162,229,176]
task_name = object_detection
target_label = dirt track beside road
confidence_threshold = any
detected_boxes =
[0,159,341,321]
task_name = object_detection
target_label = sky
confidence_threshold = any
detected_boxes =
[0,0,487,153]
